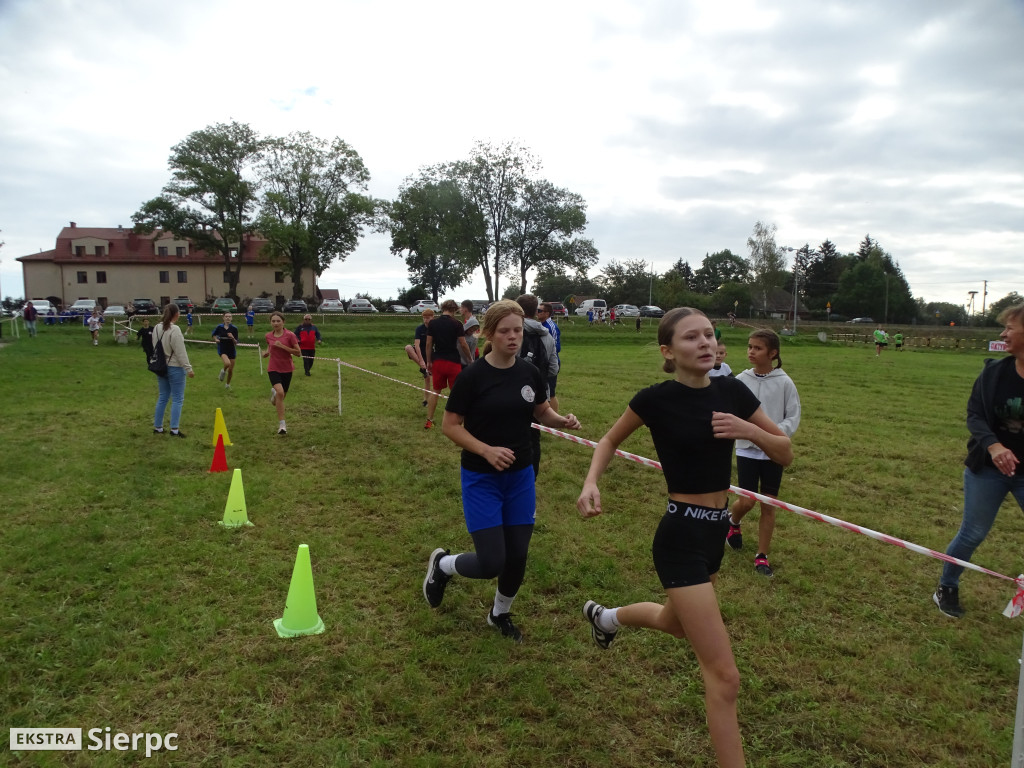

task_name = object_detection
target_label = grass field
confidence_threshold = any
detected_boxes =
[2,316,1022,767]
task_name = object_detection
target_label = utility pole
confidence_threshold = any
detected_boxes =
[982,280,988,319]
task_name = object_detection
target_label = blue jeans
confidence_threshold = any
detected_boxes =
[941,466,1024,587]
[154,366,188,430]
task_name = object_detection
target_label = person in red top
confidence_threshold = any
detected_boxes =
[22,301,39,337]
[261,312,302,435]
[424,300,472,430]
[293,314,322,376]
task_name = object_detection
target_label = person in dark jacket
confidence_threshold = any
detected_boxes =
[934,303,1024,618]
[294,315,322,376]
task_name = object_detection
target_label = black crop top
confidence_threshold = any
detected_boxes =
[629,377,761,494]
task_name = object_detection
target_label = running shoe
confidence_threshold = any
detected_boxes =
[169,430,186,439]
[218,368,226,382]
[754,553,773,578]
[278,428,287,436]
[583,600,617,650]
[424,419,433,430]
[487,611,523,644]
[933,585,965,618]
[726,523,743,550]
[423,548,450,608]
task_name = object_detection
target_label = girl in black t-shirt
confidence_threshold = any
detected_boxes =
[422,300,580,643]
[576,307,792,768]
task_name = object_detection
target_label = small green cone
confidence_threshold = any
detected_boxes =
[219,468,254,528]
[273,544,326,638]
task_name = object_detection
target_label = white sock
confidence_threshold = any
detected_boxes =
[729,515,740,526]
[439,554,459,576]
[279,420,286,430]
[598,607,620,633]
[492,590,515,616]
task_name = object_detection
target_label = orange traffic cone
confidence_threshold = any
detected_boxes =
[209,433,229,473]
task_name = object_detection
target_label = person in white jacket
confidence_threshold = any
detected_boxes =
[152,302,195,437]
[725,329,801,577]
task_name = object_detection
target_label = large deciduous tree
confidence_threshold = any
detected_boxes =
[504,180,597,295]
[385,178,484,302]
[257,132,375,300]
[746,220,785,316]
[693,250,750,293]
[132,121,264,300]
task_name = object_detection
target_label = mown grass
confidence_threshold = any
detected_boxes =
[2,317,1022,767]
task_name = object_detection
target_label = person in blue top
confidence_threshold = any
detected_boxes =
[211,312,240,389]
[185,307,194,336]
[245,307,255,337]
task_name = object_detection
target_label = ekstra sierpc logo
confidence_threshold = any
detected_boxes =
[10,727,178,757]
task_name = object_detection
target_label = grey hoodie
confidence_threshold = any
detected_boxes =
[523,317,559,378]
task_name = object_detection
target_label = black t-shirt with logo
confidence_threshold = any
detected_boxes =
[992,369,1024,474]
[446,357,547,474]
[427,315,466,364]
[629,376,760,494]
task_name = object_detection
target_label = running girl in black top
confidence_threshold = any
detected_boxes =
[576,307,793,768]
[422,300,581,643]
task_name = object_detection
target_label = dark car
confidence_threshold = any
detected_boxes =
[639,305,664,317]
[548,302,568,317]
[171,297,194,311]
[250,298,275,313]
[283,300,308,313]
[132,298,158,315]
[847,316,875,324]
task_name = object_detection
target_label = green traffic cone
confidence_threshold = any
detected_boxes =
[273,544,326,638]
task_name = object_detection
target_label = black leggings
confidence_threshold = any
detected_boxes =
[454,524,534,598]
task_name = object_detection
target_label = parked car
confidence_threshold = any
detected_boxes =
[347,298,378,313]
[471,300,490,314]
[249,298,275,313]
[409,300,440,314]
[389,304,410,313]
[613,304,641,317]
[69,299,97,315]
[547,301,568,317]
[639,305,664,317]
[211,297,238,312]
[847,316,875,324]
[283,299,308,313]
[170,297,193,311]
[318,300,345,312]
[29,299,56,315]
[103,305,126,317]
[132,298,158,315]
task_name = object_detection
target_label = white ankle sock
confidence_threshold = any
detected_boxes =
[492,590,515,616]
[439,554,459,576]
[598,607,620,632]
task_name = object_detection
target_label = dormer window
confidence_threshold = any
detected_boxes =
[158,246,168,256]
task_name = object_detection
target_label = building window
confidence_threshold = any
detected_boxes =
[96,271,107,284]
[275,271,285,283]
[158,246,168,256]
[159,271,170,284]
[95,245,105,256]
[75,245,85,257]
[177,271,187,283]
[176,246,186,257]
[77,271,88,284]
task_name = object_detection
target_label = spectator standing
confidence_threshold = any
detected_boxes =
[245,307,255,337]
[459,300,480,367]
[424,301,471,430]
[516,294,559,478]
[537,301,562,414]
[934,303,1024,618]
[137,318,154,361]
[405,308,435,407]
[22,301,38,337]
[185,307,194,336]
[294,314,322,376]
[152,302,194,437]
[709,340,733,378]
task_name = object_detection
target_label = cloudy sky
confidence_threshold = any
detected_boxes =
[1,0,1021,310]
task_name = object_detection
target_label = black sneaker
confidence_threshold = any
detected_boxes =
[277,428,287,435]
[754,553,774,578]
[153,428,164,435]
[169,430,186,439]
[487,611,523,644]
[422,548,450,608]
[726,523,743,550]
[583,600,617,650]
[933,585,965,618]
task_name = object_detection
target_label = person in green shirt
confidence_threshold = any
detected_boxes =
[873,325,889,356]
[894,331,904,351]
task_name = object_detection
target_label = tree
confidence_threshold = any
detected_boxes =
[802,240,850,312]
[666,258,697,291]
[133,121,264,300]
[833,252,916,323]
[693,250,749,293]
[987,292,1024,324]
[257,132,375,299]
[504,179,597,295]
[599,259,655,306]
[436,141,539,302]
[746,220,785,316]
[857,234,877,260]
[532,265,601,304]
[385,178,484,303]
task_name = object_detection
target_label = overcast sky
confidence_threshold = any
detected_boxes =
[1,0,1021,311]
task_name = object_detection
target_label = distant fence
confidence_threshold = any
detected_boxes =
[829,332,997,351]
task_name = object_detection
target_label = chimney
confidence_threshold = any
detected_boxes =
[118,224,123,231]
[70,221,76,228]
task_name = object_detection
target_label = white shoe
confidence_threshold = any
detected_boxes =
[270,388,276,404]
[225,384,230,390]
[218,368,226,382]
